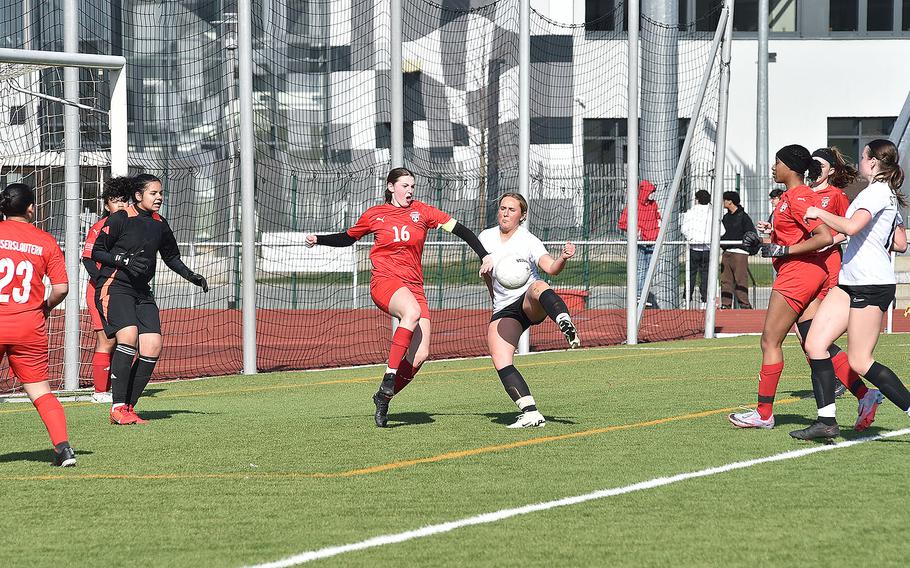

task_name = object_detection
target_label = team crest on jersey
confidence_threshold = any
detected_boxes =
[779,202,788,213]
[821,196,830,208]
[410,211,420,223]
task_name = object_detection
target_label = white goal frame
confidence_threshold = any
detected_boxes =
[0,47,127,390]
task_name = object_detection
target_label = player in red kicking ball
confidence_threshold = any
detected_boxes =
[0,184,76,466]
[306,167,493,427]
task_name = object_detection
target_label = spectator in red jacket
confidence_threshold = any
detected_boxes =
[618,180,661,308]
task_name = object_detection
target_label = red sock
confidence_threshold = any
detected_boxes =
[394,360,422,394]
[757,361,784,420]
[387,327,414,371]
[92,351,112,393]
[832,351,868,399]
[33,393,69,447]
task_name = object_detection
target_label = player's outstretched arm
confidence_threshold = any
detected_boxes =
[538,242,576,276]
[442,219,493,274]
[305,231,357,248]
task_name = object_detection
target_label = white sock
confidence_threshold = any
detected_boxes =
[818,403,836,418]
[515,395,536,411]
[555,313,570,324]
[111,403,126,410]
[385,366,396,375]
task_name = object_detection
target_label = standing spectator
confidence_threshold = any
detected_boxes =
[618,180,660,308]
[680,189,713,307]
[767,188,783,225]
[719,190,755,309]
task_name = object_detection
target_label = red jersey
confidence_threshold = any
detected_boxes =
[0,220,67,322]
[772,185,823,247]
[813,185,850,236]
[346,200,451,286]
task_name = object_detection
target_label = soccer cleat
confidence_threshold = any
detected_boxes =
[558,319,580,349]
[53,444,77,467]
[372,392,391,428]
[789,421,840,441]
[855,389,884,432]
[507,410,546,429]
[833,382,847,399]
[728,409,775,429]
[127,405,149,425]
[90,391,113,404]
[110,405,139,425]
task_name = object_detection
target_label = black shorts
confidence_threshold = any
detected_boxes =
[490,292,546,331]
[95,290,161,338]
[838,284,896,312]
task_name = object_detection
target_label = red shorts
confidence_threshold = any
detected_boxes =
[772,256,828,315]
[370,276,430,320]
[86,281,103,331]
[0,317,49,384]
[816,248,842,302]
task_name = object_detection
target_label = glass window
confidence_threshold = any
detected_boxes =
[585,0,627,32]
[904,0,910,30]
[9,105,27,126]
[583,119,626,166]
[695,0,724,31]
[867,0,894,30]
[827,116,897,164]
[769,0,798,32]
[734,0,759,31]
[830,0,859,31]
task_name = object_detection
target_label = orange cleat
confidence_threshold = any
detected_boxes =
[110,405,139,425]
[127,405,149,425]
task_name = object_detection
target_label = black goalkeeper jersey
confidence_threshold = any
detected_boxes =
[92,205,188,295]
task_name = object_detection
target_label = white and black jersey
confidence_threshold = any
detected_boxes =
[478,225,549,313]
[840,182,899,286]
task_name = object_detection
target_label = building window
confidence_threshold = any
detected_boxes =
[867,0,894,30]
[830,0,859,31]
[827,116,897,163]
[585,0,627,33]
[732,0,798,32]
[904,0,910,30]
[695,0,724,32]
[9,104,26,125]
[583,119,626,169]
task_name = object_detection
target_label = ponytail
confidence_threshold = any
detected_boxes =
[867,139,906,206]
[0,183,35,220]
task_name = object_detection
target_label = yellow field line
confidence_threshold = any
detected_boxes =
[0,344,758,415]
[0,397,800,482]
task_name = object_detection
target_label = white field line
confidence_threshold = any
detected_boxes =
[246,427,910,568]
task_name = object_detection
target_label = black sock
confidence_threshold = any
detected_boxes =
[809,357,837,418]
[378,372,396,398]
[538,289,570,323]
[128,355,158,407]
[110,344,136,405]
[496,365,532,402]
[863,362,910,412]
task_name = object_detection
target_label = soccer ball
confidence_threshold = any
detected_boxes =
[494,254,532,289]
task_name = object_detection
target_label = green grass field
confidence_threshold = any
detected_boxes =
[3,334,910,567]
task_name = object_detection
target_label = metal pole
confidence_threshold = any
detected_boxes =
[62,0,80,390]
[390,0,403,167]
[705,0,735,338]
[238,0,257,373]
[626,0,640,345]
[109,67,128,176]
[636,7,728,324]
[757,0,769,207]
[517,0,531,355]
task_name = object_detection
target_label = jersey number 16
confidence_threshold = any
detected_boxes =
[392,225,411,243]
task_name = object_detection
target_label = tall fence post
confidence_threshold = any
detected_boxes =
[626,0,640,345]
[238,0,257,373]
[63,0,80,390]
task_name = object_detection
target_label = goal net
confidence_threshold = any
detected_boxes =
[0,47,126,394]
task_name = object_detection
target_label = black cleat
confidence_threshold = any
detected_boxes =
[558,318,580,349]
[373,392,391,428]
[833,382,847,398]
[789,421,840,442]
[53,444,77,467]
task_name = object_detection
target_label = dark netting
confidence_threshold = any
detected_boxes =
[1,0,730,393]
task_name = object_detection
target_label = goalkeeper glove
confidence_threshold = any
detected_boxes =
[742,231,762,255]
[760,243,789,258]
[113,251,149,276]
[188,272,209,293]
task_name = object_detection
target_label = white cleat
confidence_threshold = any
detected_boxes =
[728,408,775,429]
[855,389,884,431]
[90,391,113,404]
[507,410,546,429]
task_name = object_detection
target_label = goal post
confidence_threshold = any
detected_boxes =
[0,47,127,391]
